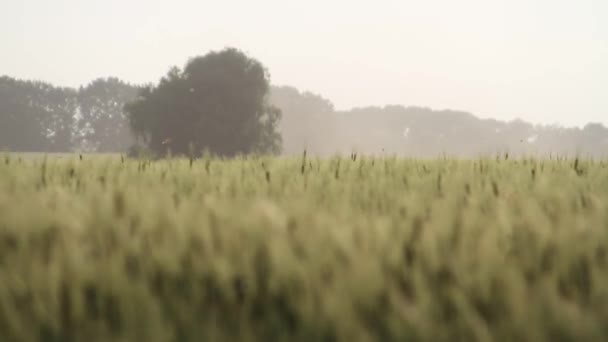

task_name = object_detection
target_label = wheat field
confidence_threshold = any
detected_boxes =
[0,153,607,341]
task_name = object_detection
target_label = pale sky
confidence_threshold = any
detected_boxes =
[2,0,607,127]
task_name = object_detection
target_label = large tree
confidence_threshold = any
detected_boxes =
[126,48,282,157]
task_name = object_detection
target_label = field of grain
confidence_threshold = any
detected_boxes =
[0,153,607,341]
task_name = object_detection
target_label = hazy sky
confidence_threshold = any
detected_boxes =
[3,0,607,127]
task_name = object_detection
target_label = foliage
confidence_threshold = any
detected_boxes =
[76,78,140,152]
[271,86,335,155]
[271,92,608,157]
[0,72,608,158]
[1,73,607,157]
[0,154,607,341]
[0,76,76,152]
[0,76,139,153]
[125,48,282,157]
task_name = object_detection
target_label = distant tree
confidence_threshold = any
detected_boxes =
[37,84,77,152]
[76,78,140,152]
[580,123,608,157]
[125,48,282,157]
[583,123,608,141]
[0,77,46,151]
[1,71,607,157]
[271,86,335,155]
[0,76,75,152]
[322,105,608,158]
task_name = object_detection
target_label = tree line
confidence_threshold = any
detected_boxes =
[0,49,281,157]
[274,87,608,158]
[0,76,138,153]
[1,48,607,157]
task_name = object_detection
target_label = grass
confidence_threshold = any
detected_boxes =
[0,153,607,341]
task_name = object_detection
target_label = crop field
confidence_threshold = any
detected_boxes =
[0,154,607,341]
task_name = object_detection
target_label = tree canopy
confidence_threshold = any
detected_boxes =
[126,48,282,157]
[0,76,76,152]
[0,76,139,153]
[77,78,139,152]
[271,86,336,155]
